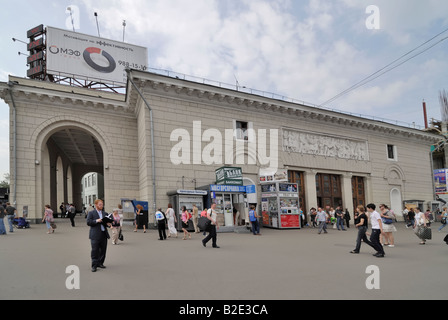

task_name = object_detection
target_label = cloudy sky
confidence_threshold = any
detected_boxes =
[1,0,448,178]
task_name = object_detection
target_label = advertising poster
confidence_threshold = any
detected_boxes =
[280,214,300,228]
[46,26,148,85]
[434,169,448,194]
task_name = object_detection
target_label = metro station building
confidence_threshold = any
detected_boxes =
[0,26,440,226]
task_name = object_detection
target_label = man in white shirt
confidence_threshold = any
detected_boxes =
[202,203,220,248]
[366,203,385,258]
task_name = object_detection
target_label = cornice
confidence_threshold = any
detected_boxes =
[128,70,441,144]
[0,76,133,115]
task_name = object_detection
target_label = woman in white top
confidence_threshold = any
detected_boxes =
[166,203,177,238]
[414,208,427,245]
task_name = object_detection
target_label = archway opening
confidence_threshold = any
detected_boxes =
[44,128,104,215]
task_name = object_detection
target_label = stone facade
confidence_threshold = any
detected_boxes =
[0,71,441,223]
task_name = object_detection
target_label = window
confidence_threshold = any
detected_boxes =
[233,120,255,142]
[235,121,248,140]
[387,144,397,161]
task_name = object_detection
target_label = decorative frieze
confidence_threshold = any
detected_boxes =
[282,128,369,161]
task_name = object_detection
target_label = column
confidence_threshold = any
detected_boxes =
[304,170,318,210]
[341,173,354,216]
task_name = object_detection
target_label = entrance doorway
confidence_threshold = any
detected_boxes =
[352,176,366,209]
[315,173,342,209]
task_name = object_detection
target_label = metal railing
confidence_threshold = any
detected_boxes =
[147,67,425,131]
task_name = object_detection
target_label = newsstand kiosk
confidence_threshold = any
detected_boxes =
[260,182,301,229]
[167,189,207,232]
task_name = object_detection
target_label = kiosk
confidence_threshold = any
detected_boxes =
[261,182,300,229]
[167,189,207,231]
[198,184,254,228]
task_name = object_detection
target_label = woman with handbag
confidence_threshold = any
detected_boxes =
[42,204,55,234]
[414,207,428,245]
[181,206,191,240]
[110,209,122,245]
[379,204,397,247]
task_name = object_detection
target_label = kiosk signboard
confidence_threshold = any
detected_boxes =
[215,167,243,186]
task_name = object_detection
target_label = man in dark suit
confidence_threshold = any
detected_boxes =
[87,199,110,272]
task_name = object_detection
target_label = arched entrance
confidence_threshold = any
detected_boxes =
[35,120,108,218]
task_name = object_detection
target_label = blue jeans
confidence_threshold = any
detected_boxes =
[318,221,327,233]
[354,226,374,252]
[7,215,14,232]
[251,220,260,235]
[439,223,447,231]
[0,217,6,234]
[337,217,346,230]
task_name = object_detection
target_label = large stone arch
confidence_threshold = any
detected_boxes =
[34,118,112,219]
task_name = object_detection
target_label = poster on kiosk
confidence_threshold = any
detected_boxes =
[260,169,301,229]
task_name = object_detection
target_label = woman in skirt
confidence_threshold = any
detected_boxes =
[379,204,397,247]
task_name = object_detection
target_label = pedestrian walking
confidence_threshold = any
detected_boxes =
[181,206,191,240]
[110,208,122,245]
[438,208,448,232]
[68,203,76,227]
[0,203,7,235]
[192,204,200,233]
[310,208,317,228]
[249,205,261,235]
[344,208,351,228]
[366,203,385,258]
[134,204,147,233]
[202,203,220,248]
[379,204,397,247]
[316,207,328,234]
[201,208,208,235]
[335,206,346,231]
[155,207,167,240]
[166,203,177,238]
[406,208,415,228]
[414,207,429,245]
[42,204,55,234]
[350,205,375,254]
[5,202,17,233]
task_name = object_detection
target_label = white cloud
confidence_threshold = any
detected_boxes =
[73,0,448,126]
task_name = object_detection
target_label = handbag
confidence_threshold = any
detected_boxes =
[50,222,57,229]
[417,226,432,240]
[441,217,447,225]
[197,216,211,231]
[382,218,393,225]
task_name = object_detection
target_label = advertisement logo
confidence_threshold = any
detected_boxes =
[83,47,116,73]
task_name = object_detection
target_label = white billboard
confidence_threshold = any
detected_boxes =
[46,26,148,85]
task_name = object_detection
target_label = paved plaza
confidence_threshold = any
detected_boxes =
[0,216,447,301]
